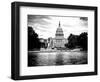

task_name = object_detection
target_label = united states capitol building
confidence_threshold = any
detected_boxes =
[47,22,68,49]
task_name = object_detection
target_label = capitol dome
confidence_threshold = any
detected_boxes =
[48,21,67,48]
[55,21,64,37]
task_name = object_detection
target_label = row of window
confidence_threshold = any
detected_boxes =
[55,34,64,36]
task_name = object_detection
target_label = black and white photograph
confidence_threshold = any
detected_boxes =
[11,2,97,80]
[28,15,88,67]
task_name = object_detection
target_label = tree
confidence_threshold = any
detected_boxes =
[78,32,88,51]
[65,34,79,49]
[65,32,88,51]
[28,26,41,50]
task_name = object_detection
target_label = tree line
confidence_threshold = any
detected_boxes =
[65,32,88,51]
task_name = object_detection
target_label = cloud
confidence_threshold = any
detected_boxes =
[28,15,51,27]
[80,17,88,27]
[28,15,88,39]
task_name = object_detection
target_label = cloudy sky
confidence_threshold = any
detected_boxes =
[28,15,88,39]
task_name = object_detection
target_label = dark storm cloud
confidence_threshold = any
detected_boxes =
[80,17,88,27]
[28,15,51,20]
[28,15,51,26]
[80,17,88,21]
[27,15,53,34]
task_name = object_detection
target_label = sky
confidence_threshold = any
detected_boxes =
[28,15,88,39]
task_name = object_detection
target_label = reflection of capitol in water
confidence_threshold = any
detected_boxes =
[28,51,87,66]
[48,21,68,49]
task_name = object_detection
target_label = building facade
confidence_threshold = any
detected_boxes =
[48,22,68,49]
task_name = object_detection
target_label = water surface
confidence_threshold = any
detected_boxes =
[28,51,87,66]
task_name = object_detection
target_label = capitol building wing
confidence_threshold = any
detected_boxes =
[48,22,68,49]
